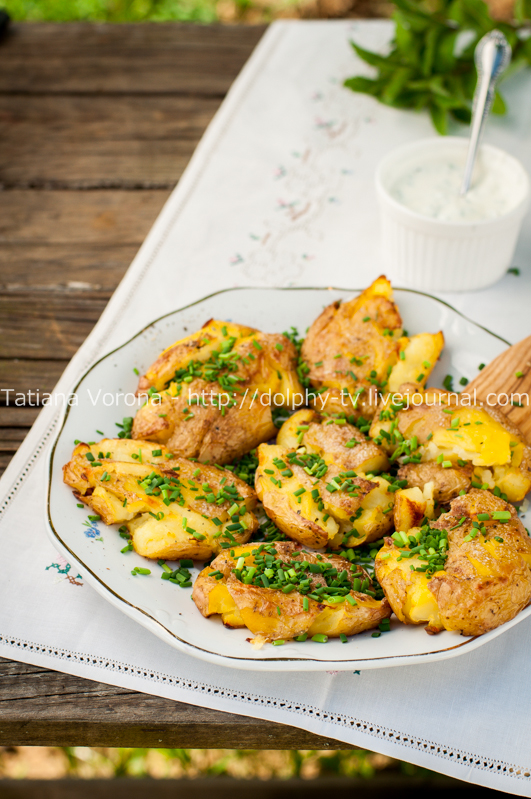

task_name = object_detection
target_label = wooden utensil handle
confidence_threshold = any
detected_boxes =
[462,334,531,445]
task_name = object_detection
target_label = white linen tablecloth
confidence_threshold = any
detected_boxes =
[2,20,531,794]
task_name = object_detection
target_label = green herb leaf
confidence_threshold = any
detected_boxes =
[344,0,531,134]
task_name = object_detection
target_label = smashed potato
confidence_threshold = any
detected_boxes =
[301,276,443,419]
[370,386,531,503]
[393,484,434,533]
[376,490,531,636]
[63,438,258,560]
[193,541,391,643]
[256,409,394,549]
[132,319,304,464]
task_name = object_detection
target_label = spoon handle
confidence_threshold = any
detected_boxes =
[460,30,511,196]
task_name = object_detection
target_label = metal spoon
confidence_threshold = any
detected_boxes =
[460,30,512,195]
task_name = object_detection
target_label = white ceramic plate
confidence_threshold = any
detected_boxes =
[46,287,531,671]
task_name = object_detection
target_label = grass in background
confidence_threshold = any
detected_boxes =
[2,0,219,22]
[0,0,392,23]
[0,747,433,780]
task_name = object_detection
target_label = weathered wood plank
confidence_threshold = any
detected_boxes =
[0,95,218,188]
[0,359,66,399]
[0,429,30,451]
[0,190,169,245]
[0,293,106,360]
[0,406,40,428]
[0,453,16,476]
[0,778,489,799]
[0,23,266,95]
[0,141,184,190]
[0,244,135,293]
[0,94,220,140]
[0,659,352,749]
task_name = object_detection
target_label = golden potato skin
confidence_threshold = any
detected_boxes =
[255,449,336,549]
[133,319,305,464]
[428,491,531,636]
[132,380,276,465]
[375,537,443,632]
[137,320,255,393]
[192,568,245,628]
[302,277,402,419]
[256,412,394,549]
[226,574,323,641]
[393,485,434,533]
[435,489,531,569]
[377,489,531,637]
[301,277,443,420]
[63,439,258,560]
[397,461,473,504]
[387,332,444,395]
[370,387,531,502]
[193,542,391,643]
[277,409,389,475]
[307,593,391,638]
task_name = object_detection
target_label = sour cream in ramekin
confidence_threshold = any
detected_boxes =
[388,148,527,224]
[376,137,530,291]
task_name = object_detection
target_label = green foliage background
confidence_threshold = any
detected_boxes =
[2,0,218,22]
[345,0,531,133]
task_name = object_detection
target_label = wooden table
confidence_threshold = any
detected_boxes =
[0,21,355,750]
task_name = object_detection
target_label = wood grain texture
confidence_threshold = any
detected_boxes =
[0,95,218,188]
[0,23,265,95]
[0,190,169,245]
[0,406,40,427]
[0,659,354,749]
[464,335,531,445]
[0,778,490,799]
[0,293,107,360]
[0,360,67,399]
[0,244,136,293]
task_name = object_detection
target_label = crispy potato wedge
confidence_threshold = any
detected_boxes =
[397,461,473,504]
[192,568,245,628]
[132,381,276,465]
[256,411,394,549]
[132,319,305,464]
[301,277,443,419]
[277,409,389,475]
[376,490,531,637]
[370,387,531,503]
[63,439,258,560]
[393,484,434,533]
[375,534,443,631]
[387,332,445,395]
[192,542,391,643]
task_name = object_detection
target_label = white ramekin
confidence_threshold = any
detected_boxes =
[375,137,530,292]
